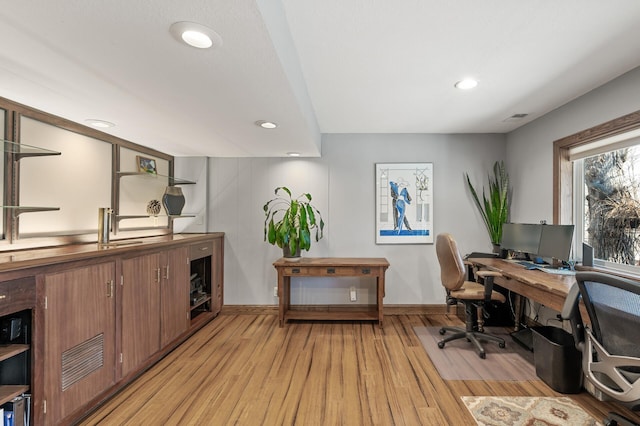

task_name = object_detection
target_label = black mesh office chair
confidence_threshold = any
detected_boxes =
[562,271,640,426]
[435,233,507,359]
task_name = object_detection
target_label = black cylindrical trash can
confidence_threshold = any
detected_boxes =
[532,326,583,393]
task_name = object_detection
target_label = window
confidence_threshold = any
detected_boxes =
[573,145,640,270]
[554,110,640,273]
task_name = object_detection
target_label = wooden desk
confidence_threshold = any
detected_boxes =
[467,257,577,329]
[273,257,390,327]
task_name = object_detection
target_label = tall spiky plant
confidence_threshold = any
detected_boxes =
[465,161,510,245]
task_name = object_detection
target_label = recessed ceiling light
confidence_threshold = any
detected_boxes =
[287,152,300,157]
[255,120,278,129]
[454,79,478,90]
[169,22,222,49]
[85,119,115,128]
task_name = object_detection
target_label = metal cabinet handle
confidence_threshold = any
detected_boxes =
[163,264,170,280]
[107,280,114,298]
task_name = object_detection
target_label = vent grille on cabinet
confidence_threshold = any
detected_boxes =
[61,333,104,391]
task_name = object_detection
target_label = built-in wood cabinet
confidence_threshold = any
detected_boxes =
[121,253,162,377]
[211,236,224,316]
[160,247,190,347]
[121,246,190,377]
[43,262,117,425]
[0,232,223,425]
[0,277,35,418]
[188,237,224,326]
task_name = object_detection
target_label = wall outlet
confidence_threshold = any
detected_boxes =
[350,286,357,302]
[274,286,278,297]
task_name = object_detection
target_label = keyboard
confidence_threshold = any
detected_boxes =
[538,268,576,276]
[514,260,575,275]
[515,261,541,269]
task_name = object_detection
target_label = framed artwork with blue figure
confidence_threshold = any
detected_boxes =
[375,163,433,244]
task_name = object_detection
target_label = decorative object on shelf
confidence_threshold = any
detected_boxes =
[136,155,157,174]
[263,186,324,261]
[146,199,162,216]
[465,160,511,251]
[162,186,185,216]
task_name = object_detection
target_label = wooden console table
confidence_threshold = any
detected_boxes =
[273,257,390,327]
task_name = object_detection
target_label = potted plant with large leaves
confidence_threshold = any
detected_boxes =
[465,161,510,251]
[263,186,325,260]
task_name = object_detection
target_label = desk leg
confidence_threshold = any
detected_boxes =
[377,274,385,328]
[514,294,525,331]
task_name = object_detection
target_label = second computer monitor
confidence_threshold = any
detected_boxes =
[537,224,575,262]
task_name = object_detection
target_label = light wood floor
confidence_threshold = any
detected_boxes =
[79,313,640,425]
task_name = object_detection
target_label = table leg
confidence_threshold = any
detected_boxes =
[513,294,525,331]
[278,273,289,327]
[377,274,384,328]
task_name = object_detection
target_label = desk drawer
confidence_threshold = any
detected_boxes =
[0,277,36,316]
[283,266,377,276]
[190,241,213,260]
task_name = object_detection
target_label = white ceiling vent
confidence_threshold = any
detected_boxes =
[503,113,529,122]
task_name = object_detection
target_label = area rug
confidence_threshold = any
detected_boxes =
[462,396,602,426]
[413,326,537,381]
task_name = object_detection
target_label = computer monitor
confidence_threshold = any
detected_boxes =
[500,223,542,256]
[537,224,575,261]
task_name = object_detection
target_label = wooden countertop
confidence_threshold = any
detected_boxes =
[0,233,224,273]
[273,257,389,268]
[468,257,575,298]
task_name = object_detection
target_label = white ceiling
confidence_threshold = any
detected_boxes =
[1,1,640,157]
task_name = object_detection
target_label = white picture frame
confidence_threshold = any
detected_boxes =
[375,163,434,244]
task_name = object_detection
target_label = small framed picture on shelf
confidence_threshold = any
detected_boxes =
[137,155,157,174]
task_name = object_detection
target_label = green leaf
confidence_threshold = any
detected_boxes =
[465,161,510,244]
[267,219,276,244]
[262,187,325,252]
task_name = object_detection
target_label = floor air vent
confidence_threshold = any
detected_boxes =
[61,333,104,391]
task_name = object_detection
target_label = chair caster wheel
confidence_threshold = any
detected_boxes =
[439,329,446,335]
[437,341,445,349]
[499,342,506,348]
[479,352,486,359]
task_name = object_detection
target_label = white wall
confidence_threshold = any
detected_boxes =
[199,133,505,305]
[506,66,640,321]
[174,66,640,309]
[506,66,640,223]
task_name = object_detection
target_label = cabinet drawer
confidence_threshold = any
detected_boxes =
[190,242,214,260]
[283,266,376,276]
[0,277,36,316]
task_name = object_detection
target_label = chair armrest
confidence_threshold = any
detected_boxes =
[475,270,501,302]
[476,270,501,278]
[561,283,585,350]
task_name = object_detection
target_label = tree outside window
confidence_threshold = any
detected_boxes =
[583,146,640,265]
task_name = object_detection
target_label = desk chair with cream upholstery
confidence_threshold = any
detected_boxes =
[562,272,640,426]
[435,233,506,359]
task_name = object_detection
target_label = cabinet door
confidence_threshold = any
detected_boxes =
[211,237,224,315]
[160,247,189,346]
[44,262,116,425]
[121,253,161,377]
